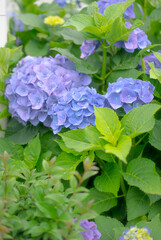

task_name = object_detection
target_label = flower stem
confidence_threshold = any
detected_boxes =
[101,40,107,92]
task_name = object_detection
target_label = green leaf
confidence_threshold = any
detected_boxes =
[149,120,161,150]
[5,119,39,145]
[35,201,58,219]
[137,44,161,56]
[123,158,161,195]
[58,212,73,223]
[148,194,161,205]
[27,223,50,237]
[60,28,84,45]
[56,138,79,155]
[104,135,132,163]
[95,150,115,162]
[9,46,23,67]
[148,62,161,82]
[59,126,105,152]
[49,41,69,49]
[82,25,103,38]
[0,138,23,161]
[114,52,139,70]
[0,47,11,73]
[94,107,121,145]
[37,151,52,171]
[52,47,99,74]
[153,51,161,62]
[94,162,121,196]
[84,188,117,214]
[40,131,61,156]
[106,18,143,45]
[95,216,123,240]
[148,200,161,220]
[18,13,48,31]
[150,7,161,22]
[0,106,10,119]
[94,13,108,29]
[54,152,83,179]
[25,40,49,57]
[104,0,134,20]
[0,95,8,105]
[121,104,161,138]
[24,134,41,169]
[64,14,95,31]
[87,2,99,16]
[126,187,150,221]
[39,2,61,16]
[107,69,143,83]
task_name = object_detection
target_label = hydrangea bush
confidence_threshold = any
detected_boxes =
[0,0,161,239]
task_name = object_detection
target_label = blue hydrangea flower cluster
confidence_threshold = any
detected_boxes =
[47,86,105,134]
[5,55,91,127]
[142,51,161,74]
[106,77,155,113]
[115,22,151,53]
[97,0,135,19]
[120,226,153,240]
[80,219,101,240]
[80,40,101,59]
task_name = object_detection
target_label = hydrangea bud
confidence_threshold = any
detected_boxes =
[141,51,161,74]
[80,219,101,240]
[5,55,91,126]
[106,77,155,113]
[115,22,151,53]
[120,226,153,240]
[80,40,101,59]
[47,86,106,134]
[97,0,135,19]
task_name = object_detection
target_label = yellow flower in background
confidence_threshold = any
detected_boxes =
[44,16,64,26]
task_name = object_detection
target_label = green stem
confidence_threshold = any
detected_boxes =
[101,40,107,92]
[93,74,103,80]
[104,69,113,79]
[134,133,148,147]
[143,0,148,21]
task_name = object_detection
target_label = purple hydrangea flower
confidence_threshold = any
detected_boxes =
[80,219,101,240]
[120,226,153,240]
[115,22,151,53]
[141,51,161,74]
[5,55,91,126]
[106,77,155,113]
[47,86,106,134]
[97,0,135,19]
[80,40,101,59]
